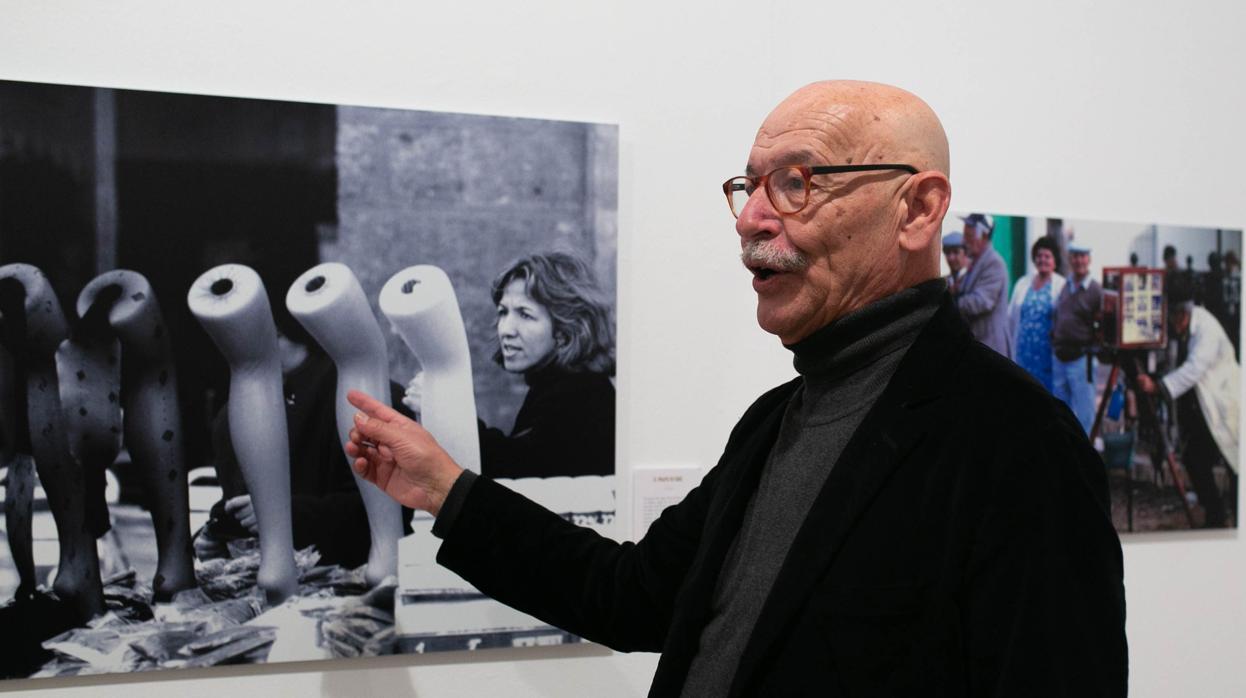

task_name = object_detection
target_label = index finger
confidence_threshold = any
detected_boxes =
[347,389,406,423]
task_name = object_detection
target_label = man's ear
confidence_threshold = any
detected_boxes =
[898,172,951,253]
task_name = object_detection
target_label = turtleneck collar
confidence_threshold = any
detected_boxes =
[787,278,946,379]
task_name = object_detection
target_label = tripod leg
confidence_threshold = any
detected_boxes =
[1089,362,1120,443]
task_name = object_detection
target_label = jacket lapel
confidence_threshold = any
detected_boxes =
[727,296,971,696]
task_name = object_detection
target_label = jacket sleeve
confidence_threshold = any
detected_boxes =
[958,256,1008,319]
[963,419,1128,697]
[434,458,723,652]
[434,383,794,653]
[1163,313,1218,400]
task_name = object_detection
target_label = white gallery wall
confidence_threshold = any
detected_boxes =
[1,1,1243,696]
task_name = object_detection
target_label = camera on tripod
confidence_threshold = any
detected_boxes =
[1100,266,1167,351]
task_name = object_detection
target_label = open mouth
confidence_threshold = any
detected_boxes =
[747,265,781,281]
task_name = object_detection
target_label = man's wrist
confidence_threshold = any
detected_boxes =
[425,461,466,516]
[431,470,477,538]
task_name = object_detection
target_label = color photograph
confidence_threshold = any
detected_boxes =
[944,211,1240,533]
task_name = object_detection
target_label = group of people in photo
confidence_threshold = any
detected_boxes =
[946,214,1240,528]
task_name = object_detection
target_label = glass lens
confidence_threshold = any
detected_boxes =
[766,166,808,213]
[726,177,752,218]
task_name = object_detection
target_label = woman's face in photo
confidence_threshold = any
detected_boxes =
[497,278,558,373]
[1033,248,1055,276]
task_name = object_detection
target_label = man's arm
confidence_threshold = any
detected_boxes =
[964,422,1128,696]
[344,387,726,651]
[958,255,1007,318]
[432,464,721,651]
[1162,320,1220,400]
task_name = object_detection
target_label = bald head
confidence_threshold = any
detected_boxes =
[737,80,953,343]
[760,80,949,177]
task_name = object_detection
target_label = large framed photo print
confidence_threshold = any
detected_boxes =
[0,79,618,678]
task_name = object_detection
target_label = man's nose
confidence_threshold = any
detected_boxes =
[735,189,781,241]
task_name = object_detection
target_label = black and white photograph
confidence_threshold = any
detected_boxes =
[0,78,618,678]
[945,211,1240,534]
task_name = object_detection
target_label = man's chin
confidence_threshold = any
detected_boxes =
[755,306,802,345]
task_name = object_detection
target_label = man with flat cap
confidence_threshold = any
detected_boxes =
[1052,243,1103,433]
[943,231,969,291]
[956,213,1012,356]
[345,81,1127,696]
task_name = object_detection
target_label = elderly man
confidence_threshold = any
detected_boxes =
[1138,290,1240,528]
[943,231,969,290]
[1052,244,1103,433]
[346,81,1127,696]
[956,213,1012,355]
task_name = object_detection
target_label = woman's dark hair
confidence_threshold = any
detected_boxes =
[1031,236,1061,266]
[490,252,615,375]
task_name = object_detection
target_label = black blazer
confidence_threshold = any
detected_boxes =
[437,294,1128,697]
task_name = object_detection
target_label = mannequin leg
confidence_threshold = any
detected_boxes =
[56,303,123,542]
[2,454,36,601]
[81,271,195,601]
[0,265,104,621]
[189,264,298,604]
[1,336,38,600]
[379,265,481,473]
[287,263,401,586]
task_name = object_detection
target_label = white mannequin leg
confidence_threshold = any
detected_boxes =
[286,262,400,587]
[80,270,195,601]
[0,264,104,621]
[379,265,481,473]
[189,264,298,604]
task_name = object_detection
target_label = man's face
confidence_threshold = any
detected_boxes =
[962,224,987,258]
[1170,309,1191,337]
[1164,255,1178,272]
[1070,251,1091,279]
[736,98,908,344]
[944,247,966,273]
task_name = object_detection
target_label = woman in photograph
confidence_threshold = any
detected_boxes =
[477,252,615,479]
[1008,236,1066,392]
[408,252,613,480]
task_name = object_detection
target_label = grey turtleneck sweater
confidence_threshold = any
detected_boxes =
[679,280,944,697]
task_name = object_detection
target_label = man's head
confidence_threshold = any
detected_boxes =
[1069,245,1091,281]
[1169,282,1194,337]
[942,232,967,274]
[1170,302,1193,337]
[1163,245,1178,272]
[1225,250,1240,274]
[961,213,993,259]
[735,80,952,344]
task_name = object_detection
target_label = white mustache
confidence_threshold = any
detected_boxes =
[741,240,810,272]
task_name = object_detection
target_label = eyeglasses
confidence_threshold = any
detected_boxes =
[722,164,918,219]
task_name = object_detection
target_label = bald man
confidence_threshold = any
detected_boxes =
[347,82,1127,696]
